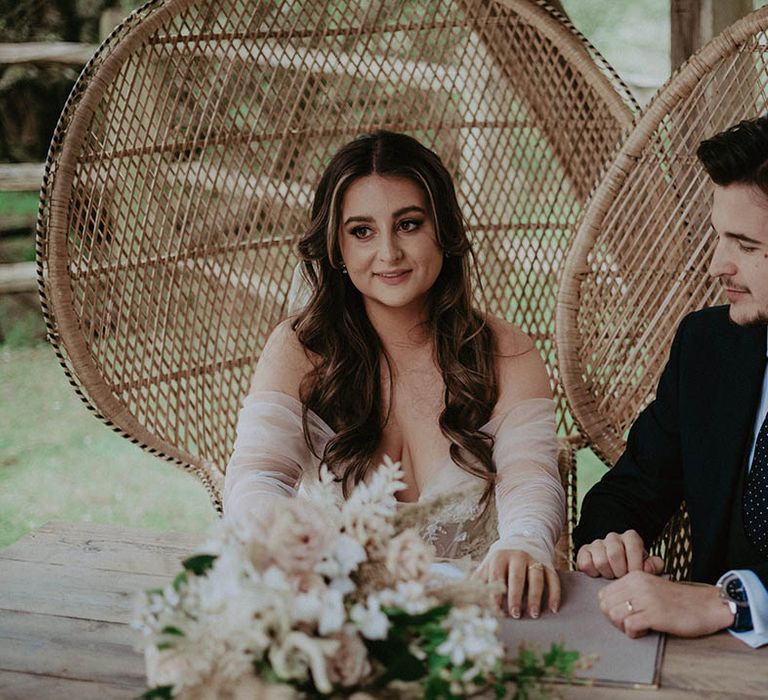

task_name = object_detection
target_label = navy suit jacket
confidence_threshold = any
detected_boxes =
[574,305,768,587]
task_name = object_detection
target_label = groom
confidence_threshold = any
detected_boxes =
[574,115,768,647]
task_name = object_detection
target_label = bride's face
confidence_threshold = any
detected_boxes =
[338,174,443,315]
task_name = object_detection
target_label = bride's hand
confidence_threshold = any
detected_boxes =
[472,548,560,619]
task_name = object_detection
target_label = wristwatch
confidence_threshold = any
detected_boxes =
[718,573,753,632]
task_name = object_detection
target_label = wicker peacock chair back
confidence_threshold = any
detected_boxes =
[36,0,635,513]
[557,7,768,580]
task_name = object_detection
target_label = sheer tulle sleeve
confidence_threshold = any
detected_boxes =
[484,398,565,568]
[223,390,333,525]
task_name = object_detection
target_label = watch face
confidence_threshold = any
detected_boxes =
[724,577,748,604]
[719,574,753,632]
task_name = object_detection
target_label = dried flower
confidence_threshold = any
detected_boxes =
[268,631,338,694]
[341,456,406,554]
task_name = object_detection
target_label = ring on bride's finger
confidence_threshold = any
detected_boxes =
[528,562,544,572]
[625,600,634,613]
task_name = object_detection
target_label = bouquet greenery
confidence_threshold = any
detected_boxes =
[134,458,578,699]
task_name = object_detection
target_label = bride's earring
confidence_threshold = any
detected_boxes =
[341,263,348,275]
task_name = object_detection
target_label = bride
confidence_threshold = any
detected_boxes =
[224,131,565,620]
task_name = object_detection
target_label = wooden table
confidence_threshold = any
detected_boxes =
[1,521,767,699]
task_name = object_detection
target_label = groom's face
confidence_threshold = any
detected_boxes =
[708,183,768,327]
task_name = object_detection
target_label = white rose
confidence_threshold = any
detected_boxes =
[268,500,332,575]
[385,528,434,582]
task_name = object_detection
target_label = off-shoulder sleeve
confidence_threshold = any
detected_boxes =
[484,398,565,568]
[223,391,333,525]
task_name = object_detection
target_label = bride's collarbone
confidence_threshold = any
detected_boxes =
[387,362,444,410]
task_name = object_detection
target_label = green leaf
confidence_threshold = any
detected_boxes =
[501,643,581,698]
[160,626,185,637]
[137,685,173,699]
[423,674,451,700]
[181,553,217,576]
[541,643,580,677]
[384,602,452,626]
[172,571,188,592]
[366,638,402,665]
[391,652,426,682]
[254,659,291,687]
[427,653,450,673]
[367,639,425,685]
[422,630,449,654]
[449,663,473,681]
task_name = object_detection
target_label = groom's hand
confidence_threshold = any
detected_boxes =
[576,530,665,579]
[598,572,734,638]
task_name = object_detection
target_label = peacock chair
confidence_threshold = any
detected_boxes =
[556,6,768,580]
[36,0,635,563]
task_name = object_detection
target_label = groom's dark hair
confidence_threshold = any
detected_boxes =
[697,115,768,198]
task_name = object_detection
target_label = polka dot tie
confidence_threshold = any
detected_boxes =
[744,412,768,558]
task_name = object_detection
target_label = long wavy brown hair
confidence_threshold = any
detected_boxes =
[293,131,498,506]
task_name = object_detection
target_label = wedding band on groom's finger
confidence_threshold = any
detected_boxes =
[527,562,544,572]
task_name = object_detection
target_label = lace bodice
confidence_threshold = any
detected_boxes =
[223,391,564,567]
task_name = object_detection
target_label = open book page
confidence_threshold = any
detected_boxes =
[498,571,664,688]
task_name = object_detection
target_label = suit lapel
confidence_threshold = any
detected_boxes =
[707,322,766,534]
[723,322,765,459]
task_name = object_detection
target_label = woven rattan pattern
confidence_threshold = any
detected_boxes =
[557,7,768,579]
[36,0,635,512]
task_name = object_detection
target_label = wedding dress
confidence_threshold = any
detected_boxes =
[223,390,564,569]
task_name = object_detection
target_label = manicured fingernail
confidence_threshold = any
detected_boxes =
[512,607,521,619]
[530,607,539,619]
[550,604,559,613]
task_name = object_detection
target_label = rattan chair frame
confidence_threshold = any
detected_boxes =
[36,0,634,540]
[556,7,768,578]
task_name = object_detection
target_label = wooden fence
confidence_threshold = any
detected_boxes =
[0,41,99,295]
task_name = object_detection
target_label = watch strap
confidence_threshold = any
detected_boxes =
[719,575,753,632]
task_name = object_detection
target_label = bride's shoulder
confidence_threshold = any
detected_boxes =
[484,315,552,405]
[248,319,316,398]
[485,315,533,354]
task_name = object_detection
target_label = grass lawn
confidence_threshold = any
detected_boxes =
[0,344,217,549]
[576,447,608,510]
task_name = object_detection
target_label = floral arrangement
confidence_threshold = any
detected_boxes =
[134,458,578,699]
